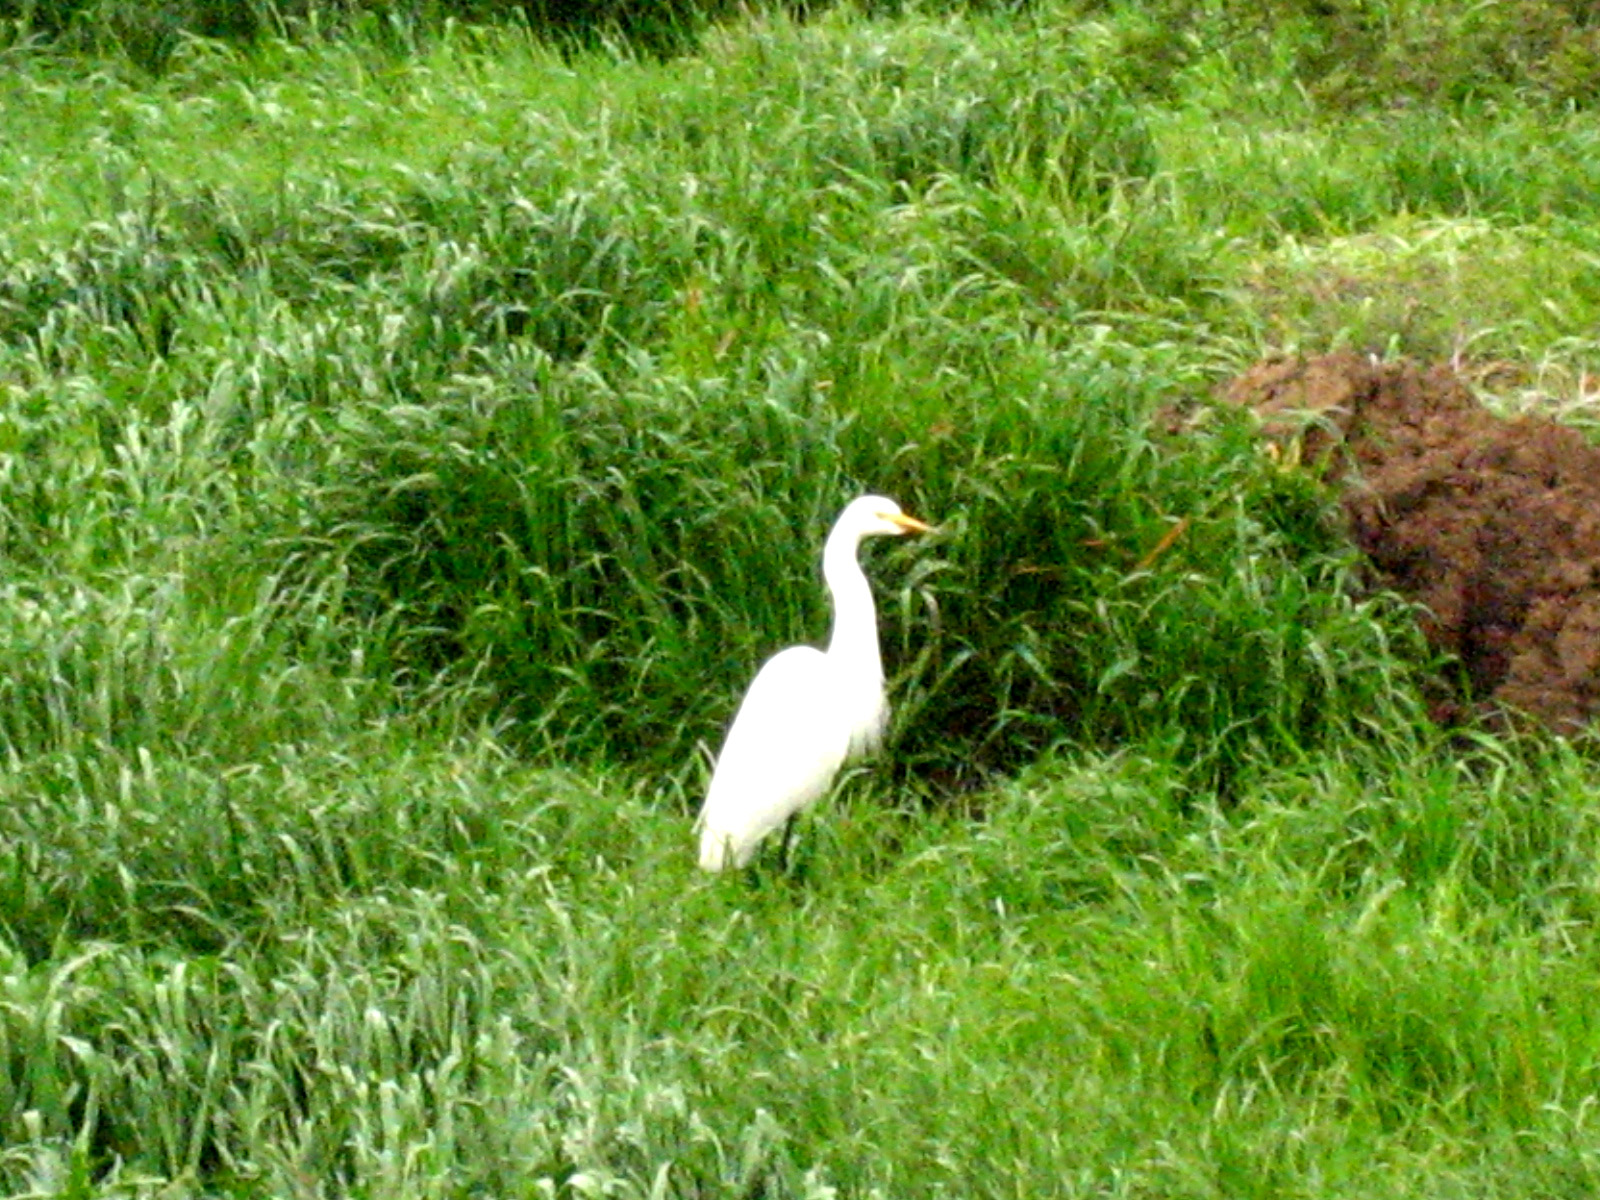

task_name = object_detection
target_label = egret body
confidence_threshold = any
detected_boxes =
[696,495,930,871]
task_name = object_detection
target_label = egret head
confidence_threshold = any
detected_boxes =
[839,494,932,540]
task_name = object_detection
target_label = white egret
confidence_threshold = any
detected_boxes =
[696,494,931,871]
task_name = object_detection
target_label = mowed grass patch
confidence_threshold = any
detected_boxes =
[1234,215,1600,366]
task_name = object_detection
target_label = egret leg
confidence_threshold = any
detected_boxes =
[778,813,799,873]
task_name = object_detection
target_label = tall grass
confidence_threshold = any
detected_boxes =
[4,12,1426,779]
[5,1,1600,1194]
[8,737,1600,1195]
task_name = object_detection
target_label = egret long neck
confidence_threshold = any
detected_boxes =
[822,527,883,683]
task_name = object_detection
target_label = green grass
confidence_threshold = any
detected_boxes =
[4,1,1600,1194]
[10,735,1600,1196]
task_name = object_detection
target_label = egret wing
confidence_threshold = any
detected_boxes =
[697,646,850,869]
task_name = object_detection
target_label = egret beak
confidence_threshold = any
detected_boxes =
[887,512,932,534]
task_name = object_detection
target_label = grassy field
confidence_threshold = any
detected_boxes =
[5,2,1600,1195]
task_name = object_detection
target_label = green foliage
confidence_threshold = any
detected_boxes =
[7,739,1600,1195]
[10,0,1600,112]
[1279,0,1600,111]
[0,0,721,68]
[4,1,1600,1194]
[1070,0,1600,110]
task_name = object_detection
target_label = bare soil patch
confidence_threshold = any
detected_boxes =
[1226,352,1600,731]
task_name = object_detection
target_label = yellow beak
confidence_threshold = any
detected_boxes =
[887,512,932,534]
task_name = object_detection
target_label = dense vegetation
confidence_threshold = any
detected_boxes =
[5,1,1600,1194]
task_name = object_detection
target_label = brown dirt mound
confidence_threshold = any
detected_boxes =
[1226,352,1600,732]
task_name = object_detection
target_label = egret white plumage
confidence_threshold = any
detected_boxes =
[696,494,931,871]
